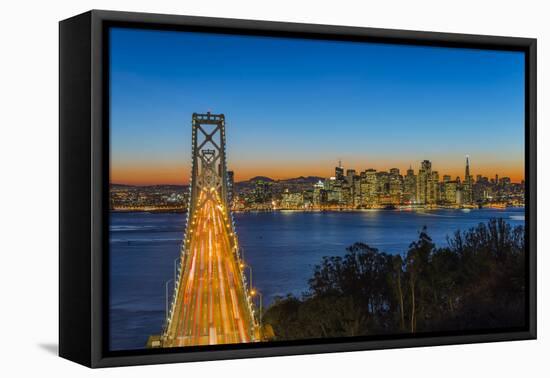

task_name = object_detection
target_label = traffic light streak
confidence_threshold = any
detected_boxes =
[163,189,255,346]
[161,113,257,348]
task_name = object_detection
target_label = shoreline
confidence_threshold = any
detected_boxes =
[110,205,525,215]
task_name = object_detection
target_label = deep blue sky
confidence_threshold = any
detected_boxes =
[110,27,525,185]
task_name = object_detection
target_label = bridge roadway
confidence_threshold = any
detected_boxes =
[163,188,255,347]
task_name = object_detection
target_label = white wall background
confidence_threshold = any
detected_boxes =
[0,0,547,376]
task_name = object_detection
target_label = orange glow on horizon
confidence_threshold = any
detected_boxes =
[111,164,189,186]
[111,162,525,186]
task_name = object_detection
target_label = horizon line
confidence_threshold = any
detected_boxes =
[110,172,526,187]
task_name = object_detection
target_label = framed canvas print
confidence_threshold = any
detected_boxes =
[59,10,537,368]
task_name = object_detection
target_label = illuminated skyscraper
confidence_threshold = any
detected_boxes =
[403,166,417,203]
[353,175,361,208]
[389,168,403,205]
[463,156,474,204]
[360,169,378,207]
[346,169,356,184]
[345,169,357,207]
[376,171,390,201]
[417,160,438,205]
[444,180,458,204]
[313,180,324,206]
[324,177,342,204]
[341,180,352,207]
[335,161,344,181]
[430,171,440,203]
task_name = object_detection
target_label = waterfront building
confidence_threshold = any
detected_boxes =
[360,169,378,207]
[417,160,429,204]
[376,171,390,198]
[456,188,464,205]
[342,181,353,207]
[253,180,272,204]
[430,171,440,203]
[324,177,342,204]
[324,164,353,207]
[313,180,324,206]
[403,166,417,204]
[417,160,438,205]
[389,168,403,205]
[302,189,314,208]
[353,175,361,208]
[473,176,491,202]
[444,180,459,204]
[281,189,304,209]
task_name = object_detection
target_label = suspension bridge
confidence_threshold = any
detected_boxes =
[160,112,260,347]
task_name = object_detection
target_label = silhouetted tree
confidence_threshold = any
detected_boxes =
[263,218,525,341]
[390,254,405,331]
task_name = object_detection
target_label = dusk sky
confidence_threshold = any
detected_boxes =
[110,27,525,185]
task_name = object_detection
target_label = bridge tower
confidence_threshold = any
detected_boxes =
[188,113,230,217]
[161,113,258,348]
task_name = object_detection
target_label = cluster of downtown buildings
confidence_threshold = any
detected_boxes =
[110,184,188,211]
[232,157,525,211]
[110,157,524,212]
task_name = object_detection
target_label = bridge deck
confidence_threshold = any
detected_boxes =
[163,189,255,347]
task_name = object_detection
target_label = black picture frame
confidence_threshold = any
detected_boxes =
[59,9,537,368]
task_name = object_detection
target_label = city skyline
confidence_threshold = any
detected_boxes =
[110,155,525,212]
[111,156,524,186]
[110,28,525,186]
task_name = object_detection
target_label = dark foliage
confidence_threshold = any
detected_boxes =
[263,218,525,340]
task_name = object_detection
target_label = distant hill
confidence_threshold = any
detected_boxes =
[279,176,325,184]
[234,175,325,194]
[110,175,325,192]
[245,176,275,183]
[236,176,324,184]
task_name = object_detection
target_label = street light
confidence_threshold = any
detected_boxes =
[240,263,252,289]
[239,247,245,262]
[165,279,173,322]
[251,289,263,340]
[174,256,181,285]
